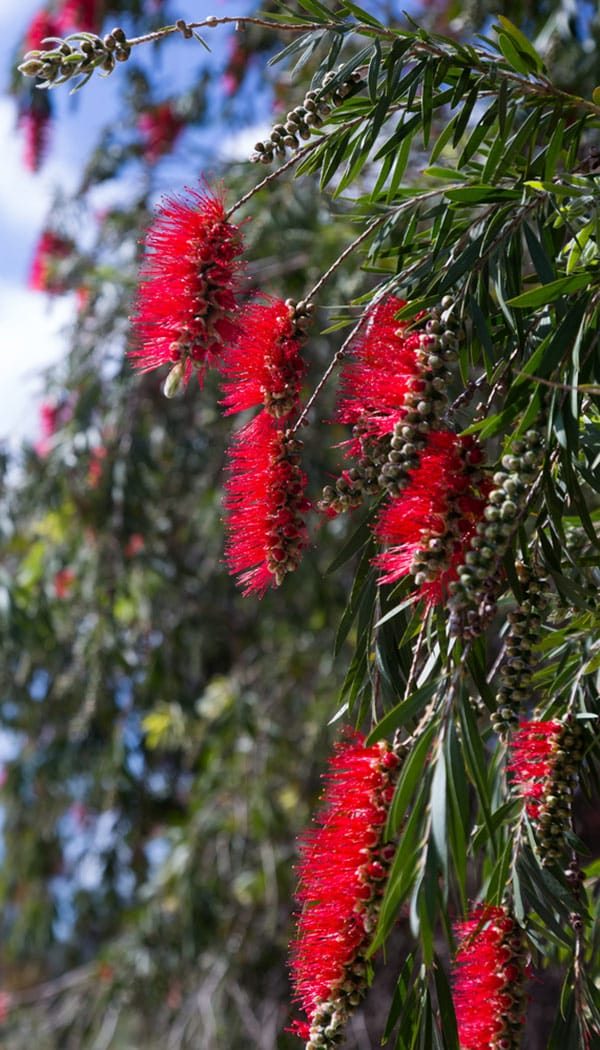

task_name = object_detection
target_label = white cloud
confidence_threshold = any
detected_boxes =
[0,279,73,447]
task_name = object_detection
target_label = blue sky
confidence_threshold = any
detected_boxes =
[0,0,255,448]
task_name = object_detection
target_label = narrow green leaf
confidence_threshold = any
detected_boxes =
[507,274,590,307]
[386,720,438,837]
[496,15,545,71]
[497,32,536,75]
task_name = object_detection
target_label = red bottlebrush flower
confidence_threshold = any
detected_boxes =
[131,186,244,385]
[373,431,488,604]
[224,411,310,596]
[220,298,305,418]
[25,11,61,50]
[452,904,528,1050]
[222,39,251,96]
[507,720,563,818]
[336,295,423,451]
[124,533,145,558]
[19,87,52,172]
[29,230,73,294]
[54,568,75,599]
[138,102,184,164]
[0,990,10,1024]
[289,730,401,1046]
[87,445,107,488]
[56,0,102,33]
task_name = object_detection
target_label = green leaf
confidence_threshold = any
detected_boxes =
[386,720,438,837]
[507,274,591,307]
[444,185,521,203]
[497,32,537,75]
[496,16,544,72]
[430,747,448,878]
[433,958,459,1050]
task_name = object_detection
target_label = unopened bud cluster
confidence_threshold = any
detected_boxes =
[409,440,484,589]
[319,298,461,515]
[535,720,584,864]
[265,433,308,586]
[19,27,130,85]
[251,69,363,164]
[492,564,550,736]
[448,428,545,637]
[380,298,462,498]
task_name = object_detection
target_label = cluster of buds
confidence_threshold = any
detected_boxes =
[290,733,405,1049]
[508,717,585,863]
[287,297,315,337]
[452,905,528,1050]
[448,428,545,637]
[264,432,309,586]
[492,564,550,736]
[379,298,462,497]
[19,27,131,87]
[251,68,364,164]
[319,447,384,514]
[319,298,462,516]
[408,439,485,589]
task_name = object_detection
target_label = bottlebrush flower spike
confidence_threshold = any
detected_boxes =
[29,230,74,294]
[507,718,584,861]
[373,431,488,605]
[138,102,184,164]
[289,730,402,1047]
[25,10,61,50]
[224,411,310,596]
[220,298,306,419]
[130,186,244,386]
[56,0,102,33]
[19,88,51,172]
[452,904,528,1050]
[336,294,423,448]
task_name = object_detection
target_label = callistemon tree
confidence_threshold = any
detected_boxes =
[10,0,600,1046]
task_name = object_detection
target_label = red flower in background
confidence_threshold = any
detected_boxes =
[289,730,400,1045]
[224,411,310,596]
[56,0,102,33]
[87,446,107,488]
[222,38,252,96]
[220,298,305,418]
[373,431,487,604]
[507,720,563,818]
[19,89,52,172]
[452,904,528,1050]
[54,568,76,599]
[29,231,73,294]
[336,295,423,453]
[25,10,61,50]
[138,102,184,164]
[131,186,244,385]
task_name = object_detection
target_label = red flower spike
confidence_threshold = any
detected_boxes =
[29,231,73,294]
[289,731,401,1046]
[138,103,184,164]
[56,0,102,33]
[25,11,61,50]
[20,96,51,172]
[224,412,310,597]
[507,720,563,818]
[220,298,306,419]
[130,186,244,385]
[373,431,489,604]
[336,295,423,449]
[452,904,528,1050]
